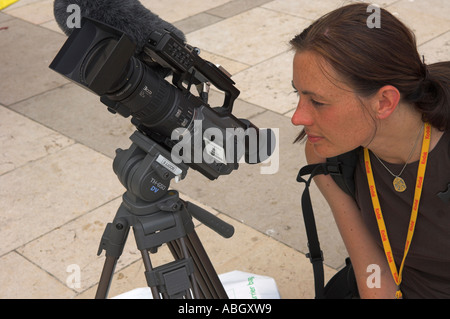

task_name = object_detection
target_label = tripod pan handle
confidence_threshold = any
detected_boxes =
[185,201,234,238]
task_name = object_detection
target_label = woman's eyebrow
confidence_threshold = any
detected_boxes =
[291,81,326,100]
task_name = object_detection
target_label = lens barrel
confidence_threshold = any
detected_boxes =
[104,57,195,137]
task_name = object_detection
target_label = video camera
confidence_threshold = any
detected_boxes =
[50,17,274,180]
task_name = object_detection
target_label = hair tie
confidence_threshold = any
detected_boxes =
[421,55,430,81]
[423,65,430,82]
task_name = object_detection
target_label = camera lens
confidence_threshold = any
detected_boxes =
[81,38,119,88]
[105,57,197,137]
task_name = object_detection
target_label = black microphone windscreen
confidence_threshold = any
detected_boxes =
[53,0,185,53]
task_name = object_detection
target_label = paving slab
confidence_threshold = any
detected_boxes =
[0,18,68,106]
[0,0,448,299]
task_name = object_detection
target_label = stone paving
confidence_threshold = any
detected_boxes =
[0,0,448,298]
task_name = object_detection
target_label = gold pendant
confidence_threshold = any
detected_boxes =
[393,177,407,192]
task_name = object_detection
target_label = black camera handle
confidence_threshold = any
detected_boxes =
[95,130,233,299]
[144,29,240,113]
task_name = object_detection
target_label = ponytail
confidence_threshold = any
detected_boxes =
[411,62,450,131]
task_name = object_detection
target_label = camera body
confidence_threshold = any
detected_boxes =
[50,18,271,180]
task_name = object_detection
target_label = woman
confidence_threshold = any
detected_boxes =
[290,3,450,298]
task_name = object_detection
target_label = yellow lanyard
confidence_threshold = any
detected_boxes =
[363,122,431,299]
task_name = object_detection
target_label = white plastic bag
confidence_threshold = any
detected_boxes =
[218,270,281,299]
[113,270,280,299]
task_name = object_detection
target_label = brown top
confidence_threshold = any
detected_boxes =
[354,129,450,299]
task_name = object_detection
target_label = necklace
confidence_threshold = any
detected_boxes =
[372,124,424,193]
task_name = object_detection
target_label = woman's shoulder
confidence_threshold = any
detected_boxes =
[434,129,450,159]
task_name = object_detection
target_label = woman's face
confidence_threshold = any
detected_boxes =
[291,50,376,158]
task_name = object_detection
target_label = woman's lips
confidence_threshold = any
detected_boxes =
[306,134,324,143]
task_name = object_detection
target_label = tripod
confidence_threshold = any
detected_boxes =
[95,130,234,299]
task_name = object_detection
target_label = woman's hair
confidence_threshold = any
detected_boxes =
[290,3,450,142]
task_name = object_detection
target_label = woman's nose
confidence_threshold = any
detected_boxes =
[291,100,313,126]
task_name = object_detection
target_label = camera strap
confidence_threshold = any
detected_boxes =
[297,162,337,299]
[296,149,359,299]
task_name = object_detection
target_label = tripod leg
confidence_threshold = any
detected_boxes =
[167,230,228,299]
[95,255,119,299]
[95,213,130,299]
[178,237,200,298]
[187,231,228,299]
[140,249,162,299]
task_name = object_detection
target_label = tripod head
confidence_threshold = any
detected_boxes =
[114,130,188,203]
[114,130,234,238]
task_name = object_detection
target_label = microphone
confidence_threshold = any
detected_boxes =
[53,0,186,54]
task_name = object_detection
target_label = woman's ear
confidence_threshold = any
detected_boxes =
[372,85,401,119]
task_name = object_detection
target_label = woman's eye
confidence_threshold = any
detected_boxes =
[311,99,325,107]
[291,81,326,107]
